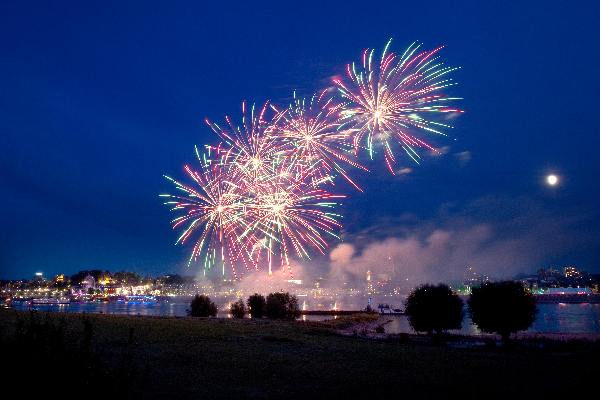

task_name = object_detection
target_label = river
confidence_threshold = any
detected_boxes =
[8,300,600,335]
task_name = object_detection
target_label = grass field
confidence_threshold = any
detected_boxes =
[1,309,598,399]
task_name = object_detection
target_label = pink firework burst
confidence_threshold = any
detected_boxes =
[334,40,464,173]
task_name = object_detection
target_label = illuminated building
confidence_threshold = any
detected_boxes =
[81,275,96,291]
[564,266,581,279]
[98,274,114,285]
[366,269,374,295]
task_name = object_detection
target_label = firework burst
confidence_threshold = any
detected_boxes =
[205,101,287,187]
[160,154,254,278]
[243,159,345,276]
[162,150,343,277]
[334,39,463,173]
[162,39,462,279]
[274,90,367,190]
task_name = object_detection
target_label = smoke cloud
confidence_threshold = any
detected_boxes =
[324,195,589,289]
[203,195,595,294]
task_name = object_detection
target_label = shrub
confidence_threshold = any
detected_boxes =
[405,284,463,336]
[230,299,246,319]
[247,293,266,318]
[189,294,217,317]
[265,292,301,320]
[468,281,537,343]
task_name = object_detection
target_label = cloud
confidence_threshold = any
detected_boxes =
[197,196,599,295]
[397,167,413,175]
[330,243,355,266]
[328,225,499,288]
[431,146,450,157]
[443,111,463,121]
[324,195,593,289]
[455,150,472,166]
[234,269,299,295]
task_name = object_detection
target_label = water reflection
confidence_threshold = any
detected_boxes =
[380,303,600,335]
[10,302,600,334]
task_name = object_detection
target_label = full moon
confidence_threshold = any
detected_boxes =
[546,174,559,186]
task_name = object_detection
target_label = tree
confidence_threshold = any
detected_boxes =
[468,281,537,343]
[189,294,217,317]
[71,270,92,285]
[230,299,246,319]
[162,274,184,285]
[247,293,266,318]
[265,292,301,320]
[113,271,142,286]
[405,284,464,336]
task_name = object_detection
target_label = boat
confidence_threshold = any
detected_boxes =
[378,303,405,315]
[31,297,70,305]
[125,295,157,303]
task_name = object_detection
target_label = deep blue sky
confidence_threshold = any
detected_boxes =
[1,0,599,280]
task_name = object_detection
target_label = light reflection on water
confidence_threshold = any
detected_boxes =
[380,303,600,335]
[9,301,600,334]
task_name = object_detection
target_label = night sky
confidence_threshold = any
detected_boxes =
[1,0,599,280]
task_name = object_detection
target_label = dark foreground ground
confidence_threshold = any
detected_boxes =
[1,310,598,399]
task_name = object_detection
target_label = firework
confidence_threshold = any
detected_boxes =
[274,90,367,190]
[162,149,343,277]
[242,158,345,276]
[160,152,254,278]
[204,101,287,186]
[162,39,462,278]
[334,40,463,173]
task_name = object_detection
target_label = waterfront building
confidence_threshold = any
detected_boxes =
[564,266,582,279]
[81,275,96,291]
[366,270,374,295]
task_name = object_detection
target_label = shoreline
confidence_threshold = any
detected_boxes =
[5,308,599,343]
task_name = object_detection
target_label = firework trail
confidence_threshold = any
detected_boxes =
[273,90,367,190]
[334,39,463,173]
[162,39,462,278]
[242,158,345,275]
[160,150,255,278]
[162,148,343,277]
[205,101,287,187]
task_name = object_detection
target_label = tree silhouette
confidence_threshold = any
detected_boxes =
[468,281,537,343]
[230,299,246,319]
[405,284,463,336]
[247,293,266,318]
[265,292,301,320]
[189,294,217,317]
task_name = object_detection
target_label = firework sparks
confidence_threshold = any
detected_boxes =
[162,150,343,277]
[274,90,367,190]
[205,101,287,186]
[162,39,462,278]
[160,155,254,278]
[243,159,345,276]
[334,39,463,173]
